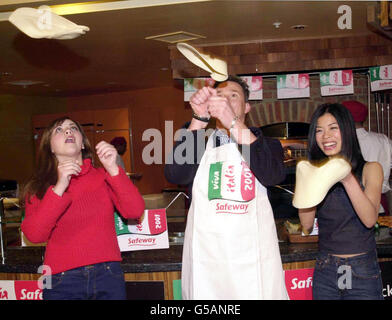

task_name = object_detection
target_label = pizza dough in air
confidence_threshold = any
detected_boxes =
[292,157,352,209]
[9,7,89,40]
[176,42,228,82]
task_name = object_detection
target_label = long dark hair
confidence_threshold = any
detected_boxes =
[307,103,365,177]
[21,116,94,202]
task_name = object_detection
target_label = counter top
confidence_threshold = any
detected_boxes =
[1,241,392,274]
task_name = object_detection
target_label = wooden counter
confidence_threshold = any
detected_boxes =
[1,241,392,300]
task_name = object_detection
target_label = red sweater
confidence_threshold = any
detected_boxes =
[22,159,145,275]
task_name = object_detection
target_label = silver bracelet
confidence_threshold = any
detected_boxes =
[230,115,239,131]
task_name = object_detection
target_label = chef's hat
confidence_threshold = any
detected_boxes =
[342,100,368,123]
[9,6,89,40]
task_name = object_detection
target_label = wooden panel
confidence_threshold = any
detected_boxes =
[203,45,228,56]
[68,110,94,126]
[170,34,392,80]
[0,271,181,300]
[239,54,265,65]
[283,260,316,271]
[94,108,129,130]
[32,113,67,129]
[299,49,329,60]
[32,128,44,161]
[171,59,193,70]
[348,35,372,48]
[124,271,181,300]
[266,52,300,63]
[227,55,241,65]
[294,39,327,51]
[31,108,132,173]
[380,1,389,27]
[261,41,296,53]
[3,259,392,300]
[226,42,261,56]
[95,129,132,173]
[130,106,165,194]
[0,273,41,280]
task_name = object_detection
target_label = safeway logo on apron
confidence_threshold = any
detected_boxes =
[114,209,169,252]
[127,209,167,235]
[208,161,255,214]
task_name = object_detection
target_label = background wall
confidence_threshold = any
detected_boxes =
[0,85,190,195]
[0,75,378,195]
[2,33,392,195]
[246,74,374,128]
[170,34,392,79]
[0,94,67,184]
[64,85,190,194]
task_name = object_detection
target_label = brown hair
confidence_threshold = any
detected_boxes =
[21,116,94,203]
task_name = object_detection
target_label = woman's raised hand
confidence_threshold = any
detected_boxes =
[96,141,119,176]
[53,160,81,196]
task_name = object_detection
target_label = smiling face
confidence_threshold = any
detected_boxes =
[315,112,342,157]
[50,119,84,163]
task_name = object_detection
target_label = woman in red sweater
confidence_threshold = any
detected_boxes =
[21,117,145,300]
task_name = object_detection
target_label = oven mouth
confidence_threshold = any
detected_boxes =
[260,122,309,219]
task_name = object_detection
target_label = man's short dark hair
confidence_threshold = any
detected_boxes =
[213,75,250,102]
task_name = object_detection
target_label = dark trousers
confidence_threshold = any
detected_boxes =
[313,250,384,300]
[43,261,126,300]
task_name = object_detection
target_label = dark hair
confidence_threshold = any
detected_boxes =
[307,103,365,177]
[213,75,250,102]
[21,116,94,202]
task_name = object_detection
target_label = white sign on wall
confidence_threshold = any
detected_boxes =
[320,70,354,96]
[370,65,392,92]
[184,76,263,101]
[277,73,310,99]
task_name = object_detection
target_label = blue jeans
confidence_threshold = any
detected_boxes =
[43,261,126,300]
[313,250,384,300]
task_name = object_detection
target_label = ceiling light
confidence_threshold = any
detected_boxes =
[51,0,212,16]
[145,31,205,44]
[7,80,44,86]
[0,0,212,21]
[273,22,282,29]
[291,24,307,30]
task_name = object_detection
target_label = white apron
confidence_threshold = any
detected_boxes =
[181,133,288,300]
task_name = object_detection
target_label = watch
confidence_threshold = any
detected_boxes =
[192,112,210,123]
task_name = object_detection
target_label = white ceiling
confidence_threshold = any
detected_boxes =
[0,0,375,97]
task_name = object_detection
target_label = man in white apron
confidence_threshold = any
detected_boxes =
[165,76,288,300]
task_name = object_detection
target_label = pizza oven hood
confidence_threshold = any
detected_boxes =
[260,122,310,219]
[260,122,309,140]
